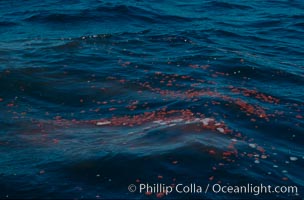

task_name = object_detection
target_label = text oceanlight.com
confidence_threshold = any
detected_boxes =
[128,183,299,196]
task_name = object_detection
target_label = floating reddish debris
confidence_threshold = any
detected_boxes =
[209,150,216,155]
[139,80,271,120]
[257,146,265,153]
[145,191,152,196]
[53,139,59,144]
[122,61,131,67]
[234,99,268,120]
[29,70,273,171]
[222,151,233,157]
[231,88,241,94]
[241,88,280,104]
[189,64,210,70]
[229,87,280,104]
[91,109,231,135]
[156,192,165,198]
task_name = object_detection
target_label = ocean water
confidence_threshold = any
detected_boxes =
[0,0,303,199]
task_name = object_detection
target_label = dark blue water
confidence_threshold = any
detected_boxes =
[0,0,303,199]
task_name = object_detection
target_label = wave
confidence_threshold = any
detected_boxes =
[23,5,194,25]
[1,1,304,199]
[0,21,19,27]
[206,1,254,10]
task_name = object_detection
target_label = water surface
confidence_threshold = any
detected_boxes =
[0,0,303,199]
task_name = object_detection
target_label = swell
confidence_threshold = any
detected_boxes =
[206,1,254,10]
[0,21,19,27]
[0,1,304,199]
[23,5,195,25]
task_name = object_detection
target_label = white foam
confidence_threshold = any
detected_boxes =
[290,156,298,161]
[170,118,183,123]
[96,121,111,126]
[216,127,225,133]
[201,118,213,125]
